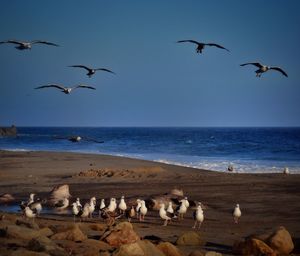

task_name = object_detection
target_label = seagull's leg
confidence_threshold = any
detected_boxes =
[192,221,197,229]
[198,222,202,229]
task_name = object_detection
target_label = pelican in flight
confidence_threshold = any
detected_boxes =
[69,65,115,78]
[177,40,229,53]
[35,84,96,94]
[240,62,288,77]
[0,40,59,50]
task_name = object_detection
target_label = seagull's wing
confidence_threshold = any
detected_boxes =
[0,40,24,45]
[270,67,288,77]
[240,62,263,68]
[177,40,201,45]
[94,68,116,74]
[73,84,96,90]
[35,84,66,91]
[69,65,91,71]
[31,40,59,47]
[206,43,230,52]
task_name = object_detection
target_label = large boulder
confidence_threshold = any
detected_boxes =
[267,226,294,255]
[51,224,87,242]
[233,238,276,256]
[176,231,205,246]
[189,251,204,256]
[4,224,42,240]
[113,240,165,256]
[10,249,50,256]
[157,242,183,256]
[104,222,140,247]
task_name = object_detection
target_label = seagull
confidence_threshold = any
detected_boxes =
[69,65,115,78]
[139,200,147,221]
[166,202,174,214]
[100,199,106,210]
[35,84,96,94]
[87,197,96,218]
[76,198,82,208]
[125,206,136,222]
[177,40,229,54]
[176,200,187,220]
[107,198,117,212]
[233,204,242,224]
[24,206,37,221]
[183,197,190,208]
[159,203,176,226]
[118,196,127,214]
[72,202,81,222]
[54,198,69,211]
[0,40,59,50]
[27,193,35,205]
[136,199,142,219]
[192,203,204,229]
[283,167,290,175]
[28,198,43,216]
[78,203,90,221]
[240,62,288,77]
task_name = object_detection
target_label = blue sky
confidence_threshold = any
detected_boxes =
[0,0,299,127]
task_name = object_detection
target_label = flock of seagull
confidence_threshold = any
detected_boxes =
[0,38,288,97]
[19,193,242,229]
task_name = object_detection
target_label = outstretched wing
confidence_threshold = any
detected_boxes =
[69,65,92,71]
[240,62,263,68]
[0,40,24,45]
[73,84,96,90]
[206,43,230,52]
[270,67,288,77]
[177,40,201,45]
[95,68,116,74]
[31,40,59,47]
[35,84,66,90]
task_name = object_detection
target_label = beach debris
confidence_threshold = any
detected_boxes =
[283,167,290,175]
[0,193,15,204]
[233,204,242,224]
[69,64,115,78]
[177,39,230,53]
[49,184,71,206]
[240,62,288,77]
[0,39,59,50]
[35,84,96,94]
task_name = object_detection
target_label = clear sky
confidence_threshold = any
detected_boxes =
[0,0,299,127]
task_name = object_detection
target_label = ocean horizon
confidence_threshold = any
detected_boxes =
[1,126,300,174]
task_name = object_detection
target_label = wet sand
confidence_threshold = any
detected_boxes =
[0,150,300,254]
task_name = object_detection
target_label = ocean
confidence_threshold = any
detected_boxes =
[1,127,300,173]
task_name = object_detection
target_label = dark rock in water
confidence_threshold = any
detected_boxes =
[0,125,17,137]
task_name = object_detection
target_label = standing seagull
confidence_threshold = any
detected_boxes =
[240,62,288,77]
[233,204,242,224]
[139,200,148,222]
[0,40,59,50]
[69,65,115,78]
[192,203,204,229]
[118,196,127,214]
[177,40,229,54]
[35,84,96,94]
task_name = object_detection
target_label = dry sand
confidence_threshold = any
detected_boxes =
[0,150,300,254]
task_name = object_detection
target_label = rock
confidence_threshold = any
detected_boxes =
[49,184,71,205]
[233,238,276,256]
[104,222,140,247]
[10,249,50,256]
[205,252,223,256]
[176,231,205,246]
[39,227,54,237]
[267,226,294,255]
[0,193,15,204]
[0,125,17,137]
[51,224,87,242]
[5,224,42,240]
[157,242,183,256]
[28,236,64,253]
[84,239,113,251]
[16,218,40,230]
[113,240,165,256]
[189,251,204,256]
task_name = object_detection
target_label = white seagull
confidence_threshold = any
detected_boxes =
[177,39,230,53]
[0,39,59,50]
[87,197,96,218]
[69,65,115,78]
[72,202,81,222]
[192,203,204,229]
[107,198,117,212]
[35,84,96,94]
[167,201,174,214]
[159,203,173,226]
[240,62,288,77]
[118,196,127,214]
[100,199,106,210]
[76,198,82,208]
[139,200,147,221]
[183,197,190,208]
[78,203,90,221]
[136,199,142,219]
[176,200,187,220]
[27,193,35,205]
[24,206,37,221]
[233,204,242,224]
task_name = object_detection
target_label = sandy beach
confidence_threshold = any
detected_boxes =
[0,150,299,255]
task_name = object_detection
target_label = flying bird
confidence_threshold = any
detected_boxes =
[69,65,115,78]
[35,84,96,94]
[240,62,288,77]
[0,40,59,50]
[177,40,230,53]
